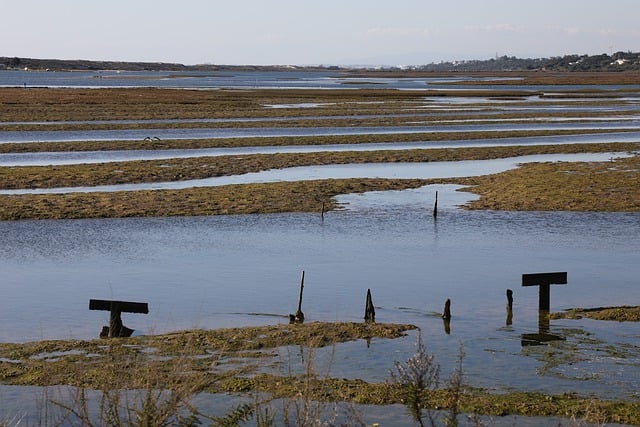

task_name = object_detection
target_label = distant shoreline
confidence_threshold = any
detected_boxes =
[2,51,640,72]
[0,57,340,73]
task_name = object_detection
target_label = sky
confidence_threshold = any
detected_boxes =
[2,0,639,66]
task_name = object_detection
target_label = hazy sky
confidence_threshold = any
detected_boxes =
[3,0,639,65]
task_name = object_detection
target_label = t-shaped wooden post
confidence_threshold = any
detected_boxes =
[522,272,567,311]
[89,299,149,338]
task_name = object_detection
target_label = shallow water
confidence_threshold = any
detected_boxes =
[0,152,629,194]
[2,121,639,144]
[1,132,640,167]
[4,69,640,94]
[1,70,639,423]
[0,385,623,426]
[1,184,639,403]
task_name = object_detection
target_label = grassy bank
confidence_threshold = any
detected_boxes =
[1,321,638,425]
[0,144,638,220]
[0,178,431,220]
[0,129,632,154]
[2,142,637,190]
[456,152,640,211]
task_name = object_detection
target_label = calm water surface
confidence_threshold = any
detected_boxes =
[4,69,640,93]
[2,132,640,167]
[2,121,639,144]
[1,185,638,404]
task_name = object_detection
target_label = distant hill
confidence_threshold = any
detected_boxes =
[411,52,640,72]
[1,52,639,72]
[0,57,335,72]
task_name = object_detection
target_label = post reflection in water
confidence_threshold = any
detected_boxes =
[521,311,565,346]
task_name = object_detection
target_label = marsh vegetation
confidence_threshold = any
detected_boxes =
[1,70,639,425]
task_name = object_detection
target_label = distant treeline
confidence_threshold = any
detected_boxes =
[0,57,333,72]
[408,51,640,72]
[1,52,640,72]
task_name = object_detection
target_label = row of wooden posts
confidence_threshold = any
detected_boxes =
[288,271,567,346]
[294,270,569,345]
[89,270,567,342]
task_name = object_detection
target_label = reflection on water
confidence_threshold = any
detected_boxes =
[0,189,639,400]
[521,312,566,346]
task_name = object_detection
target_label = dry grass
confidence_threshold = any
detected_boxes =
[0,129,630,154]
[457,154,640,211]
[551,306,640,321]
[2,142,637,190]
[0,178,431,220]
[0,144,638,220]
[0,322,416,389]
[0,87,443,122]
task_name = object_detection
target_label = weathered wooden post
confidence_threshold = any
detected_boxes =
[521,272,567,345]
[442,298,451,320]
[522,272,567,311]
[433,191,438,218]
[441,298,452,334]
[321,202,325,221]
[364,288,375,323]
[506,289,513,326]
[289,270,305,323]
[89,299,149,338]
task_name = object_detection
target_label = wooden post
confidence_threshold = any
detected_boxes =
[289,270,305,323]
[321,202,325,221]
[110,308,124,338]
[521,273,567,345]
[522,272,567,311]
[433,191,438,218]
[442,298,451,320]
[364,288,375,323]
[442,297,451,334]
[89,299,148,338]
[297,271,304,314]
[506,289,513,326]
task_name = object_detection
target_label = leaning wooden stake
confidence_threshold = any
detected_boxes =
[290,270,305,323]
[364,288,375,323]
[433,191,438,218]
